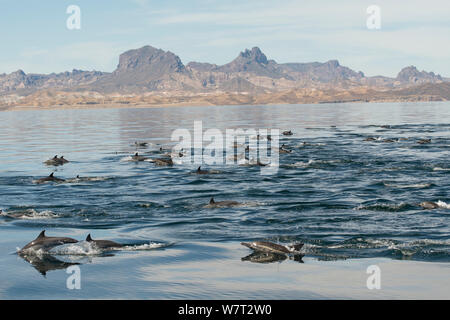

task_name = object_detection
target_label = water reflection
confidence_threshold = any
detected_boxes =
[18,253,80,277]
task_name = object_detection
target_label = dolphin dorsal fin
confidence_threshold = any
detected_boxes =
[210,197,215,204]
[49,172,54,177]
[135,153,138,156]
[198,166,201,171]
[37,230,46,239]
[86,234,93,242]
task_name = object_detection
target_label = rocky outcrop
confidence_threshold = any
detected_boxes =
[0,69,105,94]
[396,66,442,84]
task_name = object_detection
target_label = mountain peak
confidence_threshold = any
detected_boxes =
[326,60,340,68]
[115,45,185,74]
[238,47,268,64]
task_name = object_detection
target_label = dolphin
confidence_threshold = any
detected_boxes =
[206,197,241,208]
[240,157,268,167]
[135,141,148,147]
[241,241,304,255]
[131,152,148,161]
[152,156,174,166]
[59,156,69,164]
[44,155,62,166]
[282,130,293,136]
[196,166,210,174]
[34,172,65,184]
[278,144,292,154]
[44,156,69,166]
[85,234,123,249]
[19,230,78,253]
[364,137,377,142]
[419,201,439,209]
[417,139,431,144]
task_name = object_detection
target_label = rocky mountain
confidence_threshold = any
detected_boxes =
[396,66,443,84]
[0,45,447,98]
[0,69,105,94]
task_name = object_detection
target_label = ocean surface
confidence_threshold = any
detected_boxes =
[0,102,449,299]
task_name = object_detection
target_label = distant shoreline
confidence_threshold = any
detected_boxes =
[1,97,448,112]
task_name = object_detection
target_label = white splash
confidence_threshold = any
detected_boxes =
[1,209,59,219]
[433,167,450,171]
[49,241,102,256]
[436,200,450,209]
[118,242,168,251]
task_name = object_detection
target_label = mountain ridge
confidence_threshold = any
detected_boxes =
[1,45,448,108]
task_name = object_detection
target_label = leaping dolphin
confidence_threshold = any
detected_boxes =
[19,230,78,253]
[85,234,123,249]
[241,241,304,255]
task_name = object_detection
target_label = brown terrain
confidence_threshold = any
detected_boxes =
[1,45,449,110]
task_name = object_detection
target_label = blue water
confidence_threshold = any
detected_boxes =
[0,102,449,298]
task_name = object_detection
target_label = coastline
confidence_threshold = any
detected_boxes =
[1,98,448,112]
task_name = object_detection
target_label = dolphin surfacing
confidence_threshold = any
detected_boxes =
[195,166,210,174]
[241,241,304,255]
[20,230,78,253]
[86,234,123,249]
[44,156,69,166]
[206,197,241,208]
[419,201,439,209]
[34,172,65,184]
[131,152,148,161]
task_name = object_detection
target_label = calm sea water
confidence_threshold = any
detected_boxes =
[0,102,449,299]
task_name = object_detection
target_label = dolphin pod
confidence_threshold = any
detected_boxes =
[19,230,124,253]
[44,155,69,166]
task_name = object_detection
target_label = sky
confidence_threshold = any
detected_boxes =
[0,0,449,77]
